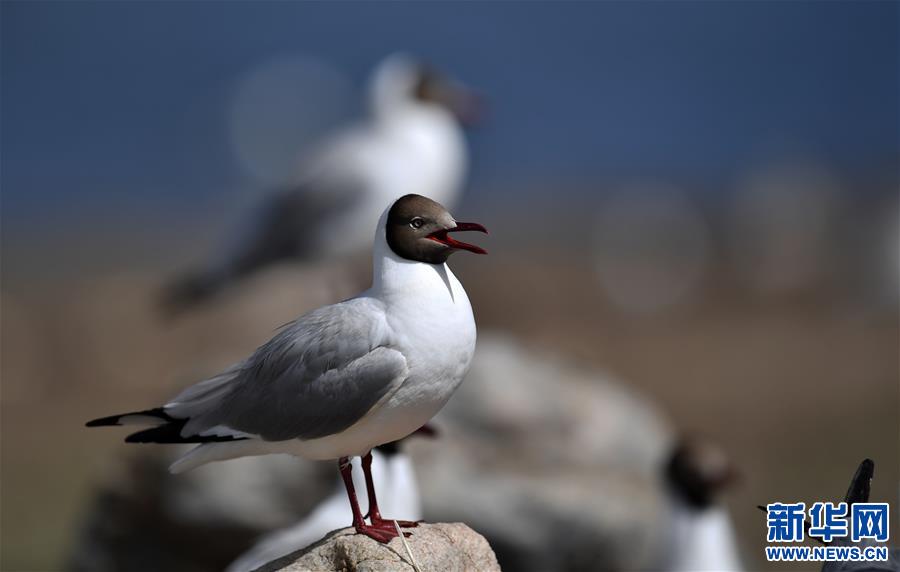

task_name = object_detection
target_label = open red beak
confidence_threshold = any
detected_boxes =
[454,91,487,127]
[427,222,488,255]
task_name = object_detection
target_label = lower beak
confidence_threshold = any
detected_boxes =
[428,222,488,254]
[451,90,486,127]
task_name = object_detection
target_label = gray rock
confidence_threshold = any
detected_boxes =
[408,334,673,570]
[69,450,336,572]
[256,523,500,572]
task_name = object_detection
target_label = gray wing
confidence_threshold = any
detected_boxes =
[221,128,374,273]
[159,180,362,316]
[225,179,363,272]
[167,298,408,441]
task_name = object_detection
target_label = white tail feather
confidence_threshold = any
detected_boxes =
[168,440,268,474]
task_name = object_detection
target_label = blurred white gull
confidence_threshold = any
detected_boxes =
[661,438,743,571]
[226,445,421,572]
[163,53,478,315]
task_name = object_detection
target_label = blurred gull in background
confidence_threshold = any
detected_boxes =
[416,334,676,570]
[660,438,743,571]
[731,160,843,298]
[162,53,478,315]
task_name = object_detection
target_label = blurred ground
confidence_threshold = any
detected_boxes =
[1,192,896,570]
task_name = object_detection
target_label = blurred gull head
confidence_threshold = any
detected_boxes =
[369,53,482,125]
[666,438,737,510]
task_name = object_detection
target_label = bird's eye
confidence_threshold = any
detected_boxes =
[410,218,425,229]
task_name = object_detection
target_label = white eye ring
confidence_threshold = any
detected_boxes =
[410,218,425,229]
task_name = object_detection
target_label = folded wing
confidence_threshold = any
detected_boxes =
[117,298,407,444]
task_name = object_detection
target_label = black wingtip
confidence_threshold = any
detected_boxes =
[88,408,246,444]
[124,422,247,444]
[860,458,875,475]
[86,414,125,427]
[86,407,173,428]
[844,458,875,505]
[124,428,157,443]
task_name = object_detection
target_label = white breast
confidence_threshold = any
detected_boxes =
[285,257,475,460]
[384,263,476,401]
[666,503,743,571]
[356,260,475,446]
[283,209,477,460]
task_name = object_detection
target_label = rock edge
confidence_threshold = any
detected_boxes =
[254,522,501,572]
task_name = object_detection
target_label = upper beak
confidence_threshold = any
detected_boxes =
[450,88,486,127]
[427,221,488,255]
[437,80,485,127]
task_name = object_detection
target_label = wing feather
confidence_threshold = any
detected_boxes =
[167,298,407,442]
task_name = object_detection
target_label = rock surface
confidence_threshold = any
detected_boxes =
[255,523,500,572]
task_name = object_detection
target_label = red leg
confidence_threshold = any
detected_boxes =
[338,457,401,543]
[361,451,419,530]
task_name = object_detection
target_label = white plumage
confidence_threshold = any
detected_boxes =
[666,498,743,571]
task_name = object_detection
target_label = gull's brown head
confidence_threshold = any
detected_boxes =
[666,438,737,509]
[385,194,487,264]
[413,65,484,126]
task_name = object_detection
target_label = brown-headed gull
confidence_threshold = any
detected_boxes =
[89,194,487,543]
[662,438,743,571]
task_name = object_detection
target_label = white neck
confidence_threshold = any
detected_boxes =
[667,501,743,571]
[365,208,465,311]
